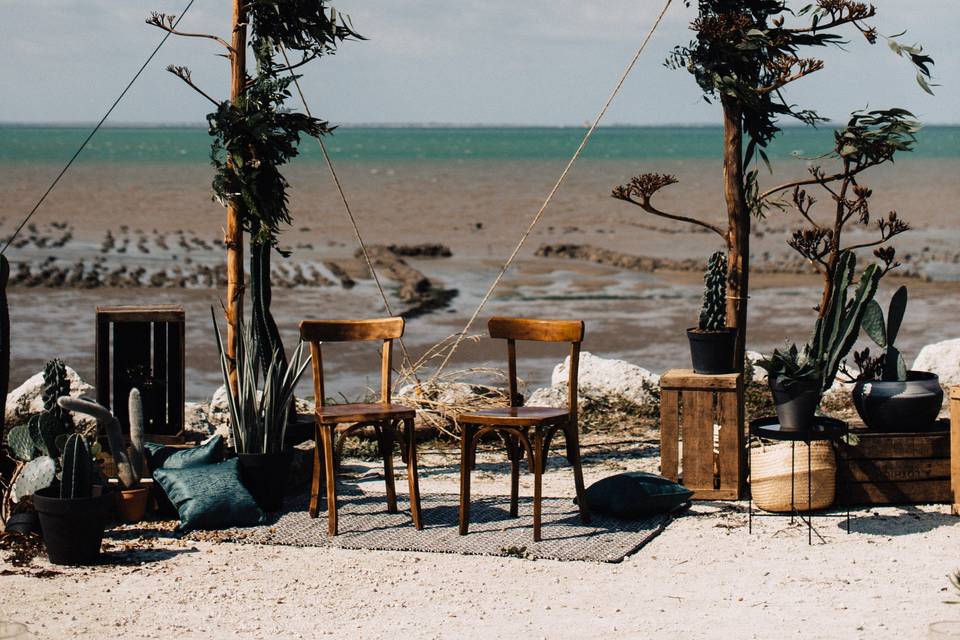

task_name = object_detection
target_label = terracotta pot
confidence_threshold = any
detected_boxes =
[116,485,151,523]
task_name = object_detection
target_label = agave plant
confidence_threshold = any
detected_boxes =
[211,308,310,455]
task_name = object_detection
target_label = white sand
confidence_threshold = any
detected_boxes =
[2,446,959,640]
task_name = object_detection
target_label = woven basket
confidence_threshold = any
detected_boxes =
[750,441,836,513]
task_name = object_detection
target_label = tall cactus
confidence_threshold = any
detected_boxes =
[60,433,93,499]
[58,396,141,490]
[127,388,146,480]
[42,359,74,433]
[809,251,882,392]
[698,251,728,331]
[0,255,9,466]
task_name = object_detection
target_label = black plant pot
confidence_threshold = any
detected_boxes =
[4,511,41,536]
[769,376,821,432]
[687,328,737,375]
[32,488,112,565]
[852,370,944,432]
[238,451,293,512]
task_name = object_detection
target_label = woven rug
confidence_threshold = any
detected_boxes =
[186,489,673,563]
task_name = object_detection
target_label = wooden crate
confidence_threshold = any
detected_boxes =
[95,305,185,443]
[660,369,745,500]
[838,422,952,506]
[952,387,960,515]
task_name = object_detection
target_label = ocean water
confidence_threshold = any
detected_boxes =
[1,124,958,164]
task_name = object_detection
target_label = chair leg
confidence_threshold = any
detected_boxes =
[459,424,473,535]
[566,422,591,525]
[378,424,398,513]
[320,426,338,536]
[507,434,520,518]
[532,428,544,542]
[309,423,324,518]
[404,418,423,530]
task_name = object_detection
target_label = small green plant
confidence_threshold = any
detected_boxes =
[854,285,909,381]
[698,251,727,332]
[6,359,77,463]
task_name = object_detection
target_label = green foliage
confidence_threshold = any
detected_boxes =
[834,109,920,166]
[248,0,361,65]
[41,358,73,434]
[698,251,727,331]
[12,456,56,502]
[212,308,311,455]
[59,433,93,500]
[6,424,35,462]
[855,285,909,381]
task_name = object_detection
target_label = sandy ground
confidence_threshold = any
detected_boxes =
[2,440,959,640]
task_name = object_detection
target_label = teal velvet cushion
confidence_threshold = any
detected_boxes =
[145,435,223,470]
[153,458,264,531]
[581,472,693,519]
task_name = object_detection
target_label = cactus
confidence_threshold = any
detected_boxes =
[60,433,93,499]
[28,412,62,458]
[58,395,140,490]
[861,285,908,382]
[698,251,728,331]
[41,358,74,434]
[6,423,36,462]
[12,456,56,503]
[0,255,9,463]
[127,388,146,480]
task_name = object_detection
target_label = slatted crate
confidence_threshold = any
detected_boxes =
[838,421,952,506]
[660,369,745,500]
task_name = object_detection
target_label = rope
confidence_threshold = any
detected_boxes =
[427,0,674,381]
[279,46,421,383]
[1,0,198,255]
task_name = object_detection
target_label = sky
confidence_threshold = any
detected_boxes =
[0,0,957,126]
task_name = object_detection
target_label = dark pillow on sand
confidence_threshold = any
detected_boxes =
[145,435,223,470]
[580,472,692,519]
[153,458,264,531]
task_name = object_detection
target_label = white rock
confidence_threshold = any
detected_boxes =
[5,366,94,426]
[746,351,768,384]
[913,338,960,387]
[526,386,567,408]
[550,351,659,407]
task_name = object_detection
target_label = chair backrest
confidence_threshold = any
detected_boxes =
[299,318,404,407]
[487,316,585,416]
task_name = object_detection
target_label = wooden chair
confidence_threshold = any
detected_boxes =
[299,317,422,536]
[456,317,590,542]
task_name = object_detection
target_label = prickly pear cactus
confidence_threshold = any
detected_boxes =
[28,412,63,458]
[698,251,728,331]
[42,358,74,433]
[6,424,35,462]
[12,455,56,503]
[60,433,93,499]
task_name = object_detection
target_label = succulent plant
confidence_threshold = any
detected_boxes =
[41,358,74,434]
[57,393,144,490]
[4,359,78,464]
[6,423,35,462]
[11,456,56,503]
[857,285,908,382]
[698,251,728,331]
[60,433,93,499]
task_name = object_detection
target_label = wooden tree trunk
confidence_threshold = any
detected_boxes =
[721,99,750,372]
[0,256,10,486]
[225,0,248,391]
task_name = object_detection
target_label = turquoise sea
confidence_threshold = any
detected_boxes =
[1,124,958,164]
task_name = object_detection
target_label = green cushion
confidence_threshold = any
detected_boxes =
[145,435,223,470]
[153,458,264,531]
[582,472,692,519]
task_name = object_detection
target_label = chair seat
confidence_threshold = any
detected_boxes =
[457,406,571,427]
[314,402,415,425]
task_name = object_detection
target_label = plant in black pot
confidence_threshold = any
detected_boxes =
[848,286,944,431]
[758,251,882,431]
[212,309,310,512]
[32,433,112,565]
[688,251,736,375]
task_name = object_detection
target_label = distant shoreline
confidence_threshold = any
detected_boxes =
[4,122,960,130]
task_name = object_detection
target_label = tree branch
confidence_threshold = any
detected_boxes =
[758,162,875,202]
[617,195,725,238]
[166,66,220,107]
[146,13,234,53]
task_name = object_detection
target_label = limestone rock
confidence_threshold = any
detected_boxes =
[550,351,659,407]
[913,338,960,387]
[5,366,94,428]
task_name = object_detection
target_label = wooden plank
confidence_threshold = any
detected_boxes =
[681,390,713,491]
[951,387,960,515]
[841,431,949,460]
[691,488,739,501]
[152,321,168,431]
[112,321,151,435]
[841,458,951,483]
[96,305,184,322]
[717,385,744,498]
[168,319,185,436]
[659,389,680,482]
[95,314,110,409]
[661,369,739,391]
[838,480,952,506]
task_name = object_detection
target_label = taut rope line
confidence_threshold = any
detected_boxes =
[1,0,198,255]
[427,0,674,382]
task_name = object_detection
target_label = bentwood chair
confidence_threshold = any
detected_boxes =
[299,317,422,536]
[456,317,590,542]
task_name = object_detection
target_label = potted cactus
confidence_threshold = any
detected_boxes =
[59,390,151,523]
[687,251,736,375]
[849,286,944,431]
[758,251,882,431]
[32,433,112,565]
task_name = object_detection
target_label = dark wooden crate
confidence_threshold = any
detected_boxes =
[660,369,745,500]
[838,421,952,506]
[95,305,185,443]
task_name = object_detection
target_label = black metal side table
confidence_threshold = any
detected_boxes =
[748,416,850,545]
